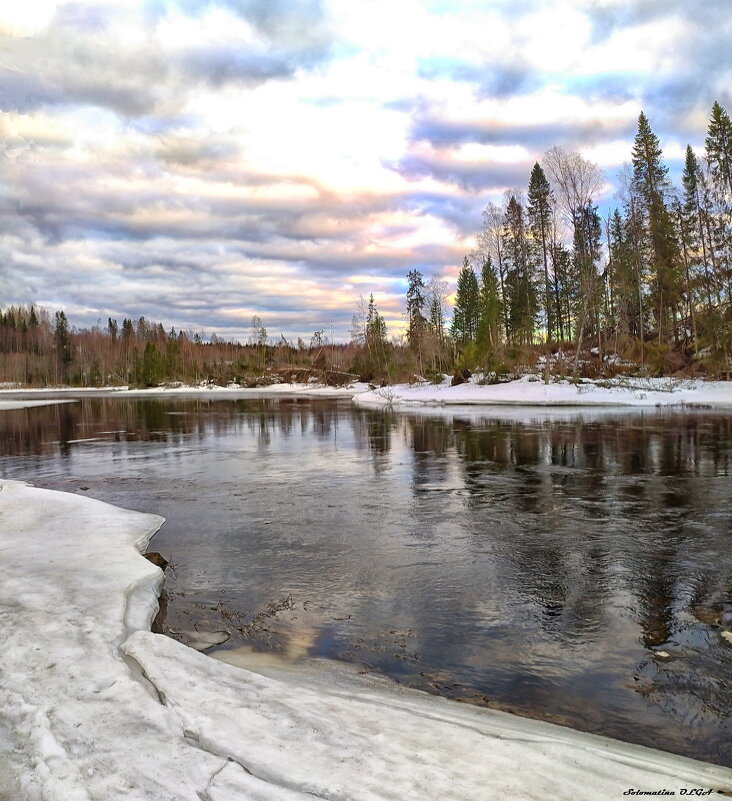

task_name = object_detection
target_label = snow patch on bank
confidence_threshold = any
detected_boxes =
[1,481,731,799]
[354,375,732,408]
[3,376,732,409]
[118,381,369,399]
[0,382,368,401]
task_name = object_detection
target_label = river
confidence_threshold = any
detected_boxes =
[2,395,731,765]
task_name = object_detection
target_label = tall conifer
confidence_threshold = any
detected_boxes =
[527,163,554,340]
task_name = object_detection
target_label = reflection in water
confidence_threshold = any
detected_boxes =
[1,397,732,765]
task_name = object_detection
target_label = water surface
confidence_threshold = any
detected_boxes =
[1,396,731,765]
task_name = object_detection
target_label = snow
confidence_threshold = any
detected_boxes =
[2,481,732,799]
[2,376,732,409]
[354,375,732,408]
[0,382,369,401]
[0,399,77,410]
[0,481,222,801]
[0,386,125,395]
[116,381,370,399]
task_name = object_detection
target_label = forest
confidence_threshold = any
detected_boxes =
[1,103,731,388]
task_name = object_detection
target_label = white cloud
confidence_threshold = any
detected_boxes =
[0,0,726,338]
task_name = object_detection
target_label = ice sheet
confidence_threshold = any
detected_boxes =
[0,399,77,410]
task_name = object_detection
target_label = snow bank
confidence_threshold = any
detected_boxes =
[0,481,225,801]
[4,376,732,410]
[118,381,369,399]
[354,375,732,408]
[2,481,731,800]
[0,382,368,401]
[0,386,125,395]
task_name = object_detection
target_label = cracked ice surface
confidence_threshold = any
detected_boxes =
[1,480,732,800]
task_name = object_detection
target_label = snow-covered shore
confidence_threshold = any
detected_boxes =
[354,375,732,408]
[0,381,367,399]
[2,375,732,409]
[1,481,731,800]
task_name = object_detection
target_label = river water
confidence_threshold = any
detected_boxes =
[2,395,731,765]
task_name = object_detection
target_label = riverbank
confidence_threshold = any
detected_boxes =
[2,375,732,408]
[353,375,732,408]
[0,381,368,399]
[1,479,731,800]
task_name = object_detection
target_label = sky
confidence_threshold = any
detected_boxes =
[1,0,730,343]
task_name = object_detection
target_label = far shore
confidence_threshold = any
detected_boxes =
[2,374,732,409]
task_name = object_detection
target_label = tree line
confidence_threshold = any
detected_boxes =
[0,307,352,387]
[397,101,732,378]
[2,102,731,387]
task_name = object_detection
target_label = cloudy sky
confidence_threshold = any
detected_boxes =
[1,0,730,342]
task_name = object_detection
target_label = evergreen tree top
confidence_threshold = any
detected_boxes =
[681,145,699,195]
[528,162,551,193]
[705,100,732,193]
[632,111,669,199]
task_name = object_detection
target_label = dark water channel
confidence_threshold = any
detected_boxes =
[2,396,732,765]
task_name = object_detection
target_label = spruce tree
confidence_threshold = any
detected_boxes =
[477,257,503,352]
[551,243,571,341]
[527,163,554,340]
[450,257,480,346]
[427,275,448,349]
[366,294,387,349]
[705,101,732,199]
[405,269,428,367]
[705,101,732,305]
[571,203,603,349]
[54,310,72,382]
[680,146,708,325]
[608,208,642,340]
[502,195,537,345]
[631,112,682,342]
